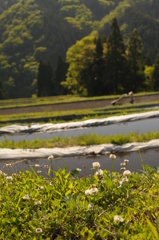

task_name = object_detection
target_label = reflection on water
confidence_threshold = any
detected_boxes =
[1,148,159,177]
[0,118,159,142]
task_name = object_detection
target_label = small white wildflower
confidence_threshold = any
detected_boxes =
[12,173,17,176]
[121,167,126,171]
[35,228,42,233]
[101,180,106,184]
[34,164,40,168]
[35,201,42,205]
[88,203,94,210]
[85,189,92,196]
[44,165,48,168]
[6,176,13,181]
[48,155,54,160]
[37,170,41,174]
[0,170,6,176]
[85,187,98,196]
[38,186,44,190]
[124,159,129,163]
[114,215,124,224]
[6,163,12,167]
[109,154,116,159]
[23,194,30,200]
[119,177,129,185]
[92,162,101,170]
[120,162,126,166]
[123,170,131,176]
[91,187,98,195]
[76,168,82,172]
[95,169,103,176]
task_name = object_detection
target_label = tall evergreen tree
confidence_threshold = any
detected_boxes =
[83,36,105,96]
[152,51,159,90]
[37,60,54,97]
[0,78,7,99]
[92,36,105,95]
[127,29,145,92]
[55,56,68,95]
[104,18,127,94]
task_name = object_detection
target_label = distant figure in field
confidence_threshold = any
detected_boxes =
[129,91,134,104]
[111,93,127,105]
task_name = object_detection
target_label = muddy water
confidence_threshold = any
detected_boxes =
[0,117,159,142]
[1,148,159,177]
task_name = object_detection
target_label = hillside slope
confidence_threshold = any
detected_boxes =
[0,0,159,98]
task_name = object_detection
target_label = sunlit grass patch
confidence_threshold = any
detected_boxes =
[0,155,159,239]
[1,132,159,149]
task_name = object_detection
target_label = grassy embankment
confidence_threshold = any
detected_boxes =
[1,132,159,149]
[0,156,159,239]
[0,92,159,126]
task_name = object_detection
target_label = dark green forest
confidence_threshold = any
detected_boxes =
[0,0,159,98]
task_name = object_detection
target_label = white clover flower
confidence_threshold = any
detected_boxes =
[109,154,116,159]
[0,170,6,176]
[6,176,13,181]
[101,180,106,184]
[35,201,42,205]
[44,165,48,168]
[48,155,53,160]
[114,215,124,224]
[35,228,42,233]
[124,159,129,163]
[120,162,126,166]
[95,169,103,176]
[92,162,101,170]
[76,168,82,172]
[23,194,30,200]
[123,170,131,176]
[91,187,98,195]
[35,164,40,168]
[119,177,129,185]
[85,189,92,196]
[121,167,126,171]
[88,203,94,210]
[6,163,12,167]
[85,187,98,196]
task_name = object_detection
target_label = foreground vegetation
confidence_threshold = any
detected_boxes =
[0,155,159,239]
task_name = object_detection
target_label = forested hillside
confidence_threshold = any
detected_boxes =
[0,0,159,98]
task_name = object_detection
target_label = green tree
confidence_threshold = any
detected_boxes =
[104,18,127,94]
[152,51,159,90]
[37,60,54,97]
[0,77,7,99]
[55,56,68,95]
[80,36,105,96]
[62,36,96,95]
[127,29,145,92]
[92,36,105,95]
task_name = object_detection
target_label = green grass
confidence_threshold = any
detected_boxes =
[0,158,159,239]
[0,91,158,109]
[0,101,159,127]
[1,132,159,149]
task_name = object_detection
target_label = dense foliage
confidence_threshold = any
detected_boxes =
[0,158,159,239]
[0,0,159,98]
[63,19,155,95]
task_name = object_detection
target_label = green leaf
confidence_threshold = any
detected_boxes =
[146,218,159,239]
